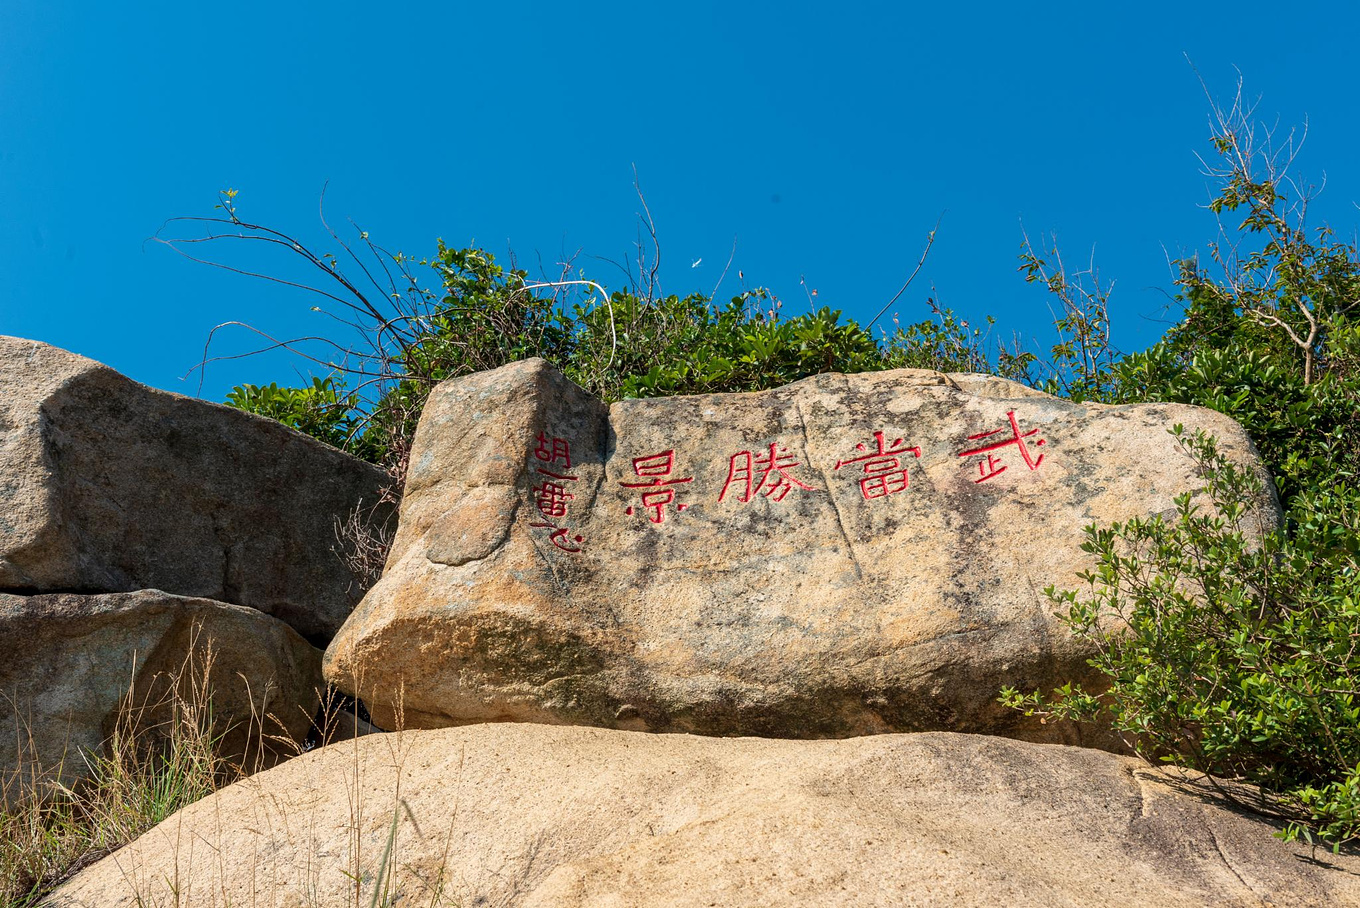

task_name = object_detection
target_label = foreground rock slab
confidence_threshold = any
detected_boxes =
[326,360,1274,741]
[0,336,393,643]
[53,724,1359,907]
[0,590,322,789]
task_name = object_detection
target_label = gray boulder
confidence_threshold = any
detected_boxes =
[0,336,394,643]
[0,590,322,791]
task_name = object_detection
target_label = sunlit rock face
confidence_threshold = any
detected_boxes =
[325,359,1275,745]
[53,725,1360,908]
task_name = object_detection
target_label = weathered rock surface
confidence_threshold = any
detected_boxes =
[0,336,394,643]
[52,724,1360,907]
[946,371,1058,400]
[0,590,322,789]
[325,359,1276,741]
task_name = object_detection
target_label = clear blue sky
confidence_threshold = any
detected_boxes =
[3,2,1359,401]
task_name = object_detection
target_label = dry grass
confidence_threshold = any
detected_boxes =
[2,656,460,908]
[1,642,231,906]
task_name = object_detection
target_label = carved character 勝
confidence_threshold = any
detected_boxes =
[719,442,819,503]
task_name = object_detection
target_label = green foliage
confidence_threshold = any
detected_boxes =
[1110,341,1358,509]
[880,306,1018,376]
[600,295,884,400]
[411,244,573,384]
[1189,139,1360,386]
[1094,87,1360,509]
[1101,204,1360,512]
[224,242,1001,470]
[225,378,361,452]
[1001,428,1360,848]
[992,85,1360,849]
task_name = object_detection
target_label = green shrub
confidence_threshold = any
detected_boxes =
[995,81,1360,849]
[1109,343,1357,509]
[1002,428,1360,848]
[223,239,996,472]
[225,378,360,451]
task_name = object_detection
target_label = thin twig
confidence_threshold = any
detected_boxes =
[867,213,943,330]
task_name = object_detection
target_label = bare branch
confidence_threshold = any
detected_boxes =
[709,236,738,303]
[632,164,661,302]
[867,212,944,330]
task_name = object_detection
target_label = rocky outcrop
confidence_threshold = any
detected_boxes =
[325,359,1276,740]
[51,723,1359,907]
[0,336,394,644]
[0,590,322,791]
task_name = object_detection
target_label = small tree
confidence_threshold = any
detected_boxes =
[1179,75,1360,386]
[1090,77,1360,509]
[1005,75,1360,848]
[1017,230,1120,402]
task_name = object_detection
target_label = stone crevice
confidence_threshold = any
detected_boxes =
[794,397,863,582]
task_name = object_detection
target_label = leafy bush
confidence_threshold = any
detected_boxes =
[1110,341,1358,509]
[217,235,996,471]
[589,296,883,400]
[1097,80,1360,508]
[1002,428,1360,848]
[999,81,1360,848]
[225,378,361,452]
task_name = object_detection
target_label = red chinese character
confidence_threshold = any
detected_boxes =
[534,432,572,468]
[957,410,1046,483]
[532,453,579,519]
[835,430,922,500]
[719,443,820,503]
[530,521,584,554]
[620,450,693,523]
[533,478,576,518]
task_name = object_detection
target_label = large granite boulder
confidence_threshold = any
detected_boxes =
[0,590,322,791]
[0,336,394,643]
[325,359,1276,740]
[51,724,1360,907]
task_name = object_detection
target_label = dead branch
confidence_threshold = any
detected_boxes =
[867,212,944,330]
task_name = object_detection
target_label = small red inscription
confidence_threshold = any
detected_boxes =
[529,521,585,553]
[534,431,572,468]
[619,450,693,523]
[719,443,820,503]
[835,430,922,500]
[957,410,1046,483]
[530,434,584,553]
[533,473,577,518]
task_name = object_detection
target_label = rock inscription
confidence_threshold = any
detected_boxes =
[324,359,1276,746]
